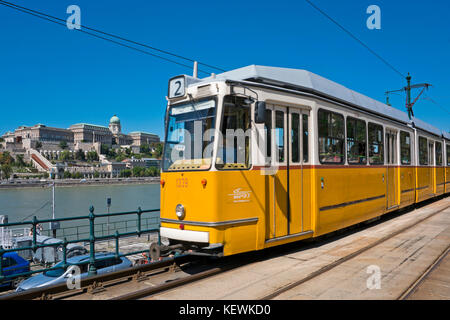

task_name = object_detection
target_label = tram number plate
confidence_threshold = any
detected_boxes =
[176,177,188,188]
[169,76,185,98]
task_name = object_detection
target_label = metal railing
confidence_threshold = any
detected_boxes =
[0,206,160,285]
[39,217,159,242]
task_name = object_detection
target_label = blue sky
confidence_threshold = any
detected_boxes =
[0,0,449,138]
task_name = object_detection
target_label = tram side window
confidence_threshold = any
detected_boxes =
[216,96,251,170]
[303,114,309,163]
[291,113,300,163]
[346,117,367,164]
[265,109,272,164]
[368,123,384,164]
[435,142,443,166]
[318,109,345,164]
[400,131,411,165]
[447,144,450,166]
[275,111,285,163]
[418,136,428,165]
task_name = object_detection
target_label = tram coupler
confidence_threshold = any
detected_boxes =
[149,242,184,261]
[149,242,223,260]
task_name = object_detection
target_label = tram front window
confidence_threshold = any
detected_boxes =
[162,99,216,171]
[216,95,251,170]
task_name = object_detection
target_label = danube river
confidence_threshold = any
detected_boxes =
[0,183,160,228]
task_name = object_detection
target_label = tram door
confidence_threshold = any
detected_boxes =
[386,130,398,209]
[264,105,289,239]
[428,141,435,194]
[265,105,309,240]
[287,109,310,235]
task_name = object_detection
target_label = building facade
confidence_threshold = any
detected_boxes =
[14,124,74,144]
[69,123,113,145]
[129,131,160,147]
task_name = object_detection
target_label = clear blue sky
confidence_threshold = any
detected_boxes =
[0,0,449,138]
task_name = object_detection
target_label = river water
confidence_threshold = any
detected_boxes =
[0,184,161,239]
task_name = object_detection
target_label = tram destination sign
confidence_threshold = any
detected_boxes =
[168,76,186,99]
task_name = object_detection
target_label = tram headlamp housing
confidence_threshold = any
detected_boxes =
[255,101,266,123]
[175,204,185,219]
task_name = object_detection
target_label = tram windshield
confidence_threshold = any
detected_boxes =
[162,99,216,171]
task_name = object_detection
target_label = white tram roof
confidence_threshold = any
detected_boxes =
[194,65,446,138]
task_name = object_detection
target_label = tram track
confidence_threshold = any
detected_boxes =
[1,197,448,300]
[398,245,450,300]
[259,201,450,300]
[115,198,449,301]
[0,254,197,300]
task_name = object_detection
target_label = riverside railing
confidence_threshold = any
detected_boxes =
[0,206,160,286]
[40,216,159,242]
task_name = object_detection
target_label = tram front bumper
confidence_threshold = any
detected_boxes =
[160,227,209,243]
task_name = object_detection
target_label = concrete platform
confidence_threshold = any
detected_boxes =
[145,197,450,300]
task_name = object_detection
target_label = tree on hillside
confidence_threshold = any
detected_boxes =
[87,151,99,162]
[119,169,132,178]
[140,144,151,154]
[75,149,85,161]
[59,140,68,149]
[1,164,12,179]
[100,144,109,155]
[15,154,26,167]
[132,166,144,177]
[154,143,163,158]
[60,150,72,161]
[0,151,14,165]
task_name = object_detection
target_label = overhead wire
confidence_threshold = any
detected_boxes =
[0,0,222,75]
[304,0,406,78]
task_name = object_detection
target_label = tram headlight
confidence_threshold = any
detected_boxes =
[175,204,185,219]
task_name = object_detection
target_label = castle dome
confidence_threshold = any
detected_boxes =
[110,115,120,124]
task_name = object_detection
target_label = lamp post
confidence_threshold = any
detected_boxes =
[48,182,60,238]
[107,197,111,247]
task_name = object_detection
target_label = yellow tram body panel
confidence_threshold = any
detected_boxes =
[446,167,450,194]
[160,165,439,256]
[416,166,435,202]
[435,167,445,195]
[399,167,416,207]
[314,166,387,236]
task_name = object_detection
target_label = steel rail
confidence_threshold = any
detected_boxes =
[0,255,193,300]
[397,245,450,300]
[259,201,450,300]
[111,266,228,300]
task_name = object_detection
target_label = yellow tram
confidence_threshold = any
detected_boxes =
[159,65,450,257]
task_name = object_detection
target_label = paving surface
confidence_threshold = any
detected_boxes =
[145,197,450,300]
[405,249,450,300]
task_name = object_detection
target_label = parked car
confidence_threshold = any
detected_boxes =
[0,252,30,289]
[16,252,132,292]
[13,235,87,265]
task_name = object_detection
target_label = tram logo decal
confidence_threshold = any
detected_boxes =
[228,188,252,203]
